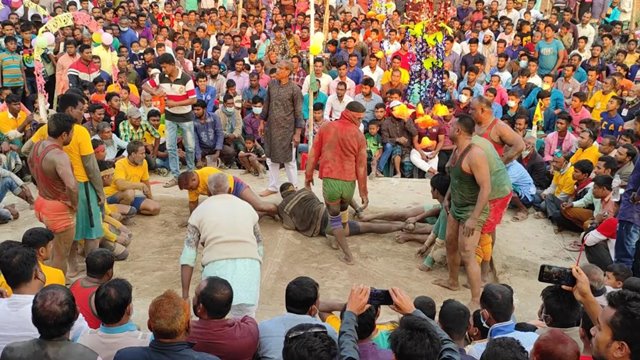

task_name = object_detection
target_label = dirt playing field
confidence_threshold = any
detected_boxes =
[0,170,584,326]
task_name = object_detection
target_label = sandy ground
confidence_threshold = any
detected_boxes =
[0,170,583,327]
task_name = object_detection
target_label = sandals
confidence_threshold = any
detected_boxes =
[564,240,583,252]
[511,211,528,222]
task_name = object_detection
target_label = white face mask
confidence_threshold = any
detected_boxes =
[458,94,469,103]
[519,60,527,68]
[521,149,531,158]
[507,100,517,107]
[253,107,263,115]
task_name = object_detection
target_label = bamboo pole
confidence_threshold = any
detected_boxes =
[237,0,243,29]
[322,0,330,38]
[308,0,316,149]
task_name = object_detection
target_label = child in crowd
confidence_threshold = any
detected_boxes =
[605,263,633,290]
[416,173,450,272]
[238,134,266,177]
[366,120,383,177]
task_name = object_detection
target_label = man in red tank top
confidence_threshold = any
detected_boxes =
[471,97,526,281]
[27,113,79,277]
[70,248,115,329]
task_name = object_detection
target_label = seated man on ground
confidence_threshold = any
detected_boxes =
[105,140,161,216]
[113,290,219,360]
[0,285,99,360]
[78,278,152,359]
[70,249,115,329]
[177,166,277,216]
[605,263,633,290]
[534,285,583,352]
[437,299,476,360]
[0,245,90,353]
[277,182,406,244]
[0,167,34,224]
[258,276,338,359]
[237,134,266,177]
[187,276,259,359]
[0,228,66,296]
[282,323,337,360]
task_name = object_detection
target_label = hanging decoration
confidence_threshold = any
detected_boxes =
[404,0,454,109]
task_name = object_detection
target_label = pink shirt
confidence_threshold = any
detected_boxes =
[569,106,591,136]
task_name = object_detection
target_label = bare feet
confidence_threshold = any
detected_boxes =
[533,211,547,219]
[403,222,416,232]
[5,204,18,220]
[375,170,384,177]
[259,189,278,197]
[417,264,433,272]
[511,210,528,222]
[392,173,401,178]
[395,233,415,244]
[432,278,461,291]
[467,300,481,312]
[462,281,488,289]
[325,234,339,250]
[338,254,355,265]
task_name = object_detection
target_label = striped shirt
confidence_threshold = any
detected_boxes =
[148,69,196,123]
[0,52,23,87]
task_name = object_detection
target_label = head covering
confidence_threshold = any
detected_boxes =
[389,100,403,108]
[346,101,366,113]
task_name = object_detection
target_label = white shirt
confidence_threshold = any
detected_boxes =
[329,77,356,97]
[520,8,544,21]
[498,9,520,27]
[619,0,632,22]
[528,74,542,87]
[324,94,354,121]
[362,65,384,90]
[569,48,591,61]
[577,23,596,49]
[0,294,90,354]
[301,73,333,95]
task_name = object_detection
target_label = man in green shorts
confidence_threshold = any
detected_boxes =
[433,114,491,310]
[305,101,369,265]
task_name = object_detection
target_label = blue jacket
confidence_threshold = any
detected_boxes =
[194,113,224,160]
[118,29,138,50]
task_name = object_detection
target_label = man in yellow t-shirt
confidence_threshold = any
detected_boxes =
[380,56,410,85]
[586,78,616,122]
[0,94,29,145]
[177,166,277,216]
[540,153,576,211]
[0,228,66,296]
[105,140,161,216]
[570,129,600,166]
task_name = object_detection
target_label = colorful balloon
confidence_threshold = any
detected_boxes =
[42,32,55,46]
[10,0,22,8]
[312,32,324,43]
[92,32,102,44]
[309,42,322,56]
[35,35,48,49]
[101,32,113,46]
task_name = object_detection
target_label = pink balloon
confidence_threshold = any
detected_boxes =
[10,0,21,7]
[101,32,113,46]
[43,32,55,46]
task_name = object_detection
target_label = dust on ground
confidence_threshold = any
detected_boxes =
[0,170,581,326]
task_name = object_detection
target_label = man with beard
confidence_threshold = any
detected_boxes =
[104,141,161,216]
[205,60,227,101]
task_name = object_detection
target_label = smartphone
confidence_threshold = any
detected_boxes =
[538,264,576,287]
[368,288,394,306]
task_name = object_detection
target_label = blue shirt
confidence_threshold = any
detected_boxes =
[194,113,224,160]
[618,157,640,227]
[114,340,219,360]
[492,102,503,119]
[506,161,537,201]
[599,111,624,138]
[573,66,587,83]
[468,320,539,358]
[355,92,384,125]
[347,66,364,85]
[196,86,217,115]
[118,29,138,50]
[302,91,328,120]
[258,313,337,360]
[242,86,267,106]
[535,39,564,75]
[457,79,484,97]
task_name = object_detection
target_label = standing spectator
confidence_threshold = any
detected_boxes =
[258,60,304,197]
[534,25,565,76]
[187,276,259,359]
[143,53,197,188]
[615,159,640,274]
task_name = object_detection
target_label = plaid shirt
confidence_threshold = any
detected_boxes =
[290,67,307,88]
[118,120,160,142]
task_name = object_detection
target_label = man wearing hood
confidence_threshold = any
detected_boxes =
[305,101,369,265]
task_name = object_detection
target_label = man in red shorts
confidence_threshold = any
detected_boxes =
[27,113,79,277]
[471,97,522,281]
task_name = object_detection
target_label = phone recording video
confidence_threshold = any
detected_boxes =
[368,288,394,306]
[538,264,576,287]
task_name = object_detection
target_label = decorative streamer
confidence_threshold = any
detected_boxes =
[23,0,48,17]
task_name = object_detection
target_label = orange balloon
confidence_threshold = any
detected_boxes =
[419,137,435,149]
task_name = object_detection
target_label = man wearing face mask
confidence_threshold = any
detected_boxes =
[117,17,136,51]
[519,136,552,190]
[454,88,473,117]
[215,95,245,168]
